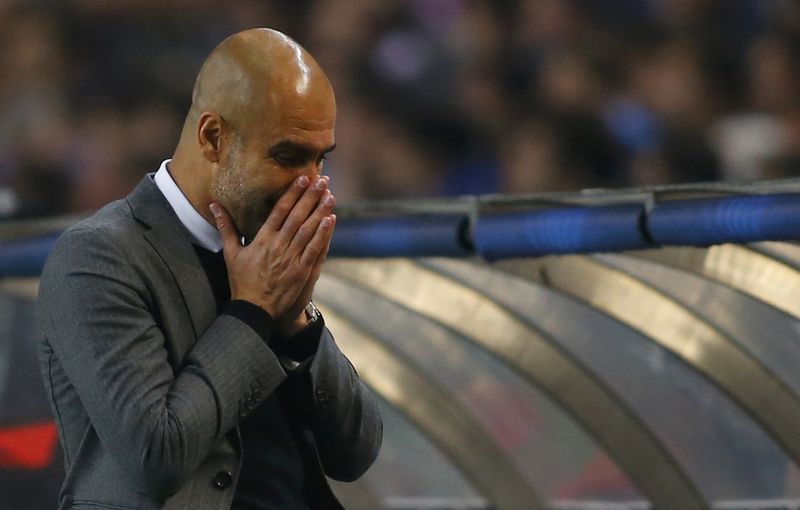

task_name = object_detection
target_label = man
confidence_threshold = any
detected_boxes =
[37,28,382,509]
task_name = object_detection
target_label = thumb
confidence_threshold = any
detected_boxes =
[209,202,240,257]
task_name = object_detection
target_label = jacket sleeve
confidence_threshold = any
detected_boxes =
[38,227,287,499]
[298,323,383,482]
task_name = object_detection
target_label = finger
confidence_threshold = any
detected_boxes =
[209,202,241,258]
[259,175,311,235]
[314,213,335,266]
[303,215,335,288]
[286,190,335,255]
[307,215,335,288]
[276,177,330,246]
[299,214,334,267]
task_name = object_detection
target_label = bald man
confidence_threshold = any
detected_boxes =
[37,29,382,510]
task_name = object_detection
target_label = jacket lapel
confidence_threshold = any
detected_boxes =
[126,176,217,340]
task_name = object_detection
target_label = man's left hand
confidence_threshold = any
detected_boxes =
[276,210,336,337]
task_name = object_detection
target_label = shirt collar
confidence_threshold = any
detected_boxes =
[152,159,223,252]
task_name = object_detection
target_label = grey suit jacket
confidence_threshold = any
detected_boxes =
[37,176,382,509]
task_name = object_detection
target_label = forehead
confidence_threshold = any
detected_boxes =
[254,82,336,149]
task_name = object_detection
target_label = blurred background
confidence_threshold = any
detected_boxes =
[5,1,800,509]
[2,0,800,220]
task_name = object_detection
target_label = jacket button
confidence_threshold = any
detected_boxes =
[213,470,232,490]
[315,388,329,405]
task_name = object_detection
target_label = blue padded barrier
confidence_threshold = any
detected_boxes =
[3,193,800,272]
[648,193,800,246]
[329,215,471,258]
[474,204,649,261]
[0,233,60,278]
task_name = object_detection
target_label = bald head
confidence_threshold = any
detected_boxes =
[185,28,333,136]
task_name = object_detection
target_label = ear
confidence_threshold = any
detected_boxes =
[197,112,224,163]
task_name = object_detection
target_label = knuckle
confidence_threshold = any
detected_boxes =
[297,225,313,240]
[282,216,299,231]
[273,202,292,218]
[304,247,320,262]
[253,236,268,249]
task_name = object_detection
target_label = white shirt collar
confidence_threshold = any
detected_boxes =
[153,159,223,252]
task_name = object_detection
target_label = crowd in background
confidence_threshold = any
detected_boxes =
[1,0,800,220]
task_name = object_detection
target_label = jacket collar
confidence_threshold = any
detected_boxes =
[127,175,217,338]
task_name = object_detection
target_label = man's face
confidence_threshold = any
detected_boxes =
[210,89,336,241]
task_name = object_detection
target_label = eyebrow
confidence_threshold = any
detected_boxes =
[267,140,337,156]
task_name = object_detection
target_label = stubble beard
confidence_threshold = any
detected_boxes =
[210,139,260,242]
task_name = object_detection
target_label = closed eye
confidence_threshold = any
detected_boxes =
[268,141,336,168]
[274,153,305,167]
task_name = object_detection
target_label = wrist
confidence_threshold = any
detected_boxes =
[278,301,319,337]
[231,292,278,318]
[224,300,274,340]
[280,312,307,337]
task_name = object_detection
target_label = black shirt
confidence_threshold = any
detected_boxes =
[192,245,323,510]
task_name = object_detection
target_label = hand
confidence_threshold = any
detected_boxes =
[276,212,336,336]
[210,175,336,322]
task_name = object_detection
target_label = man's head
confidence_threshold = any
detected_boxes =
[172,28,336,240]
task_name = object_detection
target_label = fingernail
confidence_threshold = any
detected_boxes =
[315,178,327,190]
[297,176,310,187]
[209,203,221,217]
[323,194,335,206]
[321,217,331,228]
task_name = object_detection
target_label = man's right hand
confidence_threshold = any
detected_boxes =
[209,175,335,319]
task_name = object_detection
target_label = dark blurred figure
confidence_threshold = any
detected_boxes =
[0,0,799,201]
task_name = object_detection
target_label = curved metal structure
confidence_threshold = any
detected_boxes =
[326,259,709,510]
[750,241,800,269]
[631,245,800,319]
[317,303,545,510]
[496,255,800,469]
[600,253,800,394]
